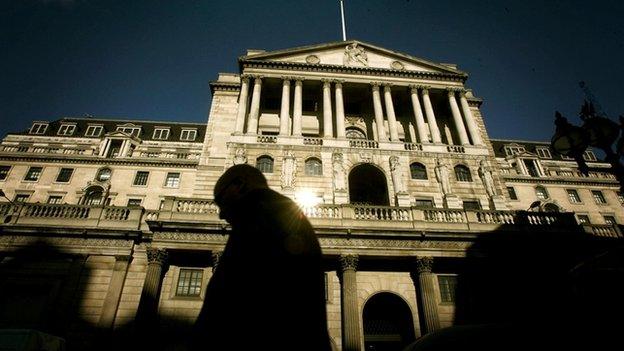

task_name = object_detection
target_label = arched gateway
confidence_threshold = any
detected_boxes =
[363,292,416,351]
[348,164,389,206]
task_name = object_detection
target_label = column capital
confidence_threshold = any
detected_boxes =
[457,88,468,96]
[292,76,305,82]
[280,76,292,84]
[146,248,168,265]
[333,79,345,85]
[415,256,434,273]
[446,87,462,95]
[250,75,264,82]
[340,254,359,272]
[420,86,431,94]
[321,78,333,84]
[240,74,251,83]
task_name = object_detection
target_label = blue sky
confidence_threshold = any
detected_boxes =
[2,0,623,142]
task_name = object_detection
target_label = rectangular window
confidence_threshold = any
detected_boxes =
[47,195,63,204]
[85,125,103,137]
[180,129,197,141]
[592,190,607,204]
[133,171,149,186]
[438,275,457,303]
[462,200,481,211]
[153,128,170,140]
[414,199,434,208]
[577,215,590,224]
[617,191,624,206]
[507,187,518,200]
[14,194,30,203]
[0,166,10,181]
[536,148,552,159]
[583,150,597,161]
[603,216,617,225]
[24,167,43,181]
[566,189,581,203]
[57,124,76,136]
[176,269,203,296]
[116,127,141,137]
[504,146,525,156]
[165,172,180,188]
[523,159,540,177]
[29,123,48,134]
[55,168,74,183]
[127,198,142,207]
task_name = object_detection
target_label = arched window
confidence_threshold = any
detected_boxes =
[410,162,427,180]
[346,127,366,140]
[535,186,549,200]
[256,155,274,173]
[96,167,112,182]
[84,186,104,205]
[305,158,322,176]
[454,165,472,182]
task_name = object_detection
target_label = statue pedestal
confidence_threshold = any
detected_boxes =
[444,194,462,209]
[490,195,509,210]
[396,193,411,207]
[334,190,349,205]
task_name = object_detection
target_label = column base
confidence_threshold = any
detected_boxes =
[396,192,411,207]
[334,190,349,205]
[490,195,509,210]
[444,194,463,209]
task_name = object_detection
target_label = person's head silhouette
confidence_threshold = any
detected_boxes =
[214,164,268,223]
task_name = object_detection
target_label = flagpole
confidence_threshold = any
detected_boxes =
[339,0,347,41]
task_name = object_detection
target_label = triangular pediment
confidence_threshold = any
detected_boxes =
[242,40,464,75]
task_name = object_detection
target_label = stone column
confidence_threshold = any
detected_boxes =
[409,85,429,143]
[371,83,387,141]
[447,89,470,145]
[383,84,400,142]
[340,254,361,351]
[246,76,263,135]
[292,78,303,136]
[459,90,483,145]
[98,255,132,329]
[411,256,440,334]
[322,80,334,138]
[421,87,442,143]
[279,78,291,136]
[136,248,168,328]
[335,81,346,138]
[234,75,250,134]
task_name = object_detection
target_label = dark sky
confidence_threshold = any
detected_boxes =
[2,0,623,142]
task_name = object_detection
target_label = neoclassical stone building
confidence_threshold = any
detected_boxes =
[0,40,622,350]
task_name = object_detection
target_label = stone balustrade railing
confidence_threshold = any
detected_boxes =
[257,135,277,143]
[349,140,379,149]
[303,137,323,146]
[447,145,466,153]
[0,203,143,230]
[2,200,620,240]
[404,143,423,151]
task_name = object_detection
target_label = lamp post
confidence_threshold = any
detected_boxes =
[550,101,624,191]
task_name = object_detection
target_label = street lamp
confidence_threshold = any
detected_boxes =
[550,101,624,191]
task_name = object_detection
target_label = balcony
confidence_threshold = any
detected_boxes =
[1,200,621,240]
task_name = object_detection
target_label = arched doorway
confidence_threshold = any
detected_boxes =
[363,292,415,351]
[349,164,389,205]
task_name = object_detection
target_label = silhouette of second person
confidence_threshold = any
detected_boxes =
[193,164,331,350]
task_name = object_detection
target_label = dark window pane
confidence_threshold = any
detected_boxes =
[507,187,518,200]
[176,269,203,296]
[133,171,149,186]
[56,168,74,183]
[24,167,43,181]
[0,166,10,181]
[410,163,427,180]
[256,156,273,173]
[454,165,472,182]
[438,275,457,303]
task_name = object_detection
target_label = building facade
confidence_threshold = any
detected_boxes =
[0,40,622,350]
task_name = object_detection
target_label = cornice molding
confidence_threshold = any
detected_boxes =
[502,176,619,187]
[241,59,468,83]
[0,154,199,168]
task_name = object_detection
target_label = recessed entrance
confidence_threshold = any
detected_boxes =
[363,292,415,351]
[348,164,389,206]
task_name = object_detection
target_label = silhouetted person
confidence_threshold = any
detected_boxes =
[192,164,331,350]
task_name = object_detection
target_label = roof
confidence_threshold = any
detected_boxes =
[490,139,599,162]
[10,117,206,142]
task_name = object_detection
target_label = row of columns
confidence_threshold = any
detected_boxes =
[340,254,440,351]
[135,249,441,351]
[234,75,483,146]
